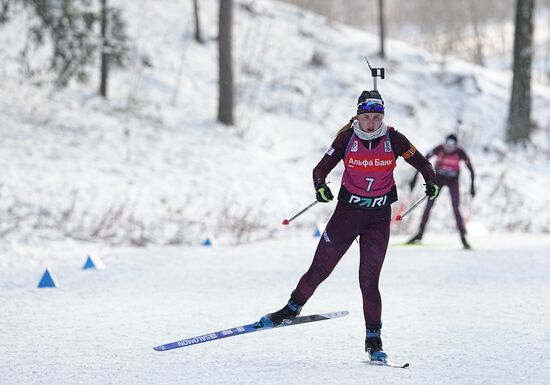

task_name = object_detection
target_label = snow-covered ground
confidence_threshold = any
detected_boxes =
[1,232,549,385]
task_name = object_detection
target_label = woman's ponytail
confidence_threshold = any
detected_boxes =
[336,116,356,137]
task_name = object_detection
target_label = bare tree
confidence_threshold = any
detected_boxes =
[467,0,485,66]
[218,0,234,125]
[378,0,386,59]
[99,0,109,98]
[507,0,535,143]
[193,0,204,44]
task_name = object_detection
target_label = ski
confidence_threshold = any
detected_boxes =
[362,359,409,369]
[371,360,409,369]
[153,310,349,352]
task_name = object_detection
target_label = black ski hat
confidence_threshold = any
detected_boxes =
[357,90,384,105]
[446,134,458,143]
[357,90,384,115]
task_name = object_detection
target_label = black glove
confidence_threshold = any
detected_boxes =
[470,183,476,197]
[425,182,440,200]
[315,182,333,203]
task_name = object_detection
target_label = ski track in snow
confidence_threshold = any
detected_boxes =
[1,233,549,385]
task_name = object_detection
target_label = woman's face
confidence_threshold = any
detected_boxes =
[357,113,384,132]
[443,139,458,153]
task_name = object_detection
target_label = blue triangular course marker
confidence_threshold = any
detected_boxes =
[38,268,57,288]
[202,238,212,246]
[82,255,96,269]
[313,227,321,237]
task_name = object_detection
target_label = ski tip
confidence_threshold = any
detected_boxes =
[323,310,349,318]
[395,215,402,221]
[153,345,166,352]
[282,219,289,225]
[366,359,410,368]
[384,361,410,369]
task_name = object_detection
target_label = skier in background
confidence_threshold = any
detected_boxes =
[259,90,439,362]
[406,134,475,249]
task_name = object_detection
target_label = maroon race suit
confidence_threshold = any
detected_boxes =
[292,126,435,328]
[419,144,475,232]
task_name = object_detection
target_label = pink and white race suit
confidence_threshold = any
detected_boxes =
[434,151,461,177]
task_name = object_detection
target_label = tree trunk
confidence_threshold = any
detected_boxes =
[99,0,109,98]
[193,0,204,44]
[378,0,385,59]
[507,0,534,143]
[218,0,234,125]
[467,0,485,66]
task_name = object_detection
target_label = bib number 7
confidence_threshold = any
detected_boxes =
[365,177,375,191]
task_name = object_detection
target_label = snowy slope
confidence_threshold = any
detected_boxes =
[1,233,550,384]
[0,0,549,253]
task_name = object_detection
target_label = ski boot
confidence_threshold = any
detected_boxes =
[460,230,471,249]
[259,296,302,328]
[365,325,387,363]
[406,225,424,244]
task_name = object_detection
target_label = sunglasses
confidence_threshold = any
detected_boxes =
[358,101,384,113]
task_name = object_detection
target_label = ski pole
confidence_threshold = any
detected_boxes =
[283,182,331,226]
[282,200,319,226]
[395,195,428,221]
[390,194,411,225]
